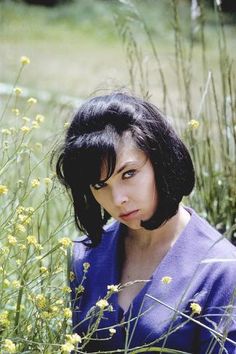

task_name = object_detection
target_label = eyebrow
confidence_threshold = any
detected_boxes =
[115,161,139,175]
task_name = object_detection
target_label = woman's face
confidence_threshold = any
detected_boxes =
[90,133,158,230]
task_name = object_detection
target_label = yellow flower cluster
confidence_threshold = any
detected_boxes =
[109,328,116,336]
[1,128,11,135]
[188,119,200,129]
[83,262,90,272]
[3,339,16,353]
[35,114,45,123]
[107,284,119,293]
[0,185,8,195]
[12,108,20,116]
[61,334,82,353]
[31,178,40,188]
[7,235,17,245]
[0,311,10,329]
[35,294,47,309]
[63,308,72,319]
[15,223,26,233]
[190,302,202,315]
[26,235,40,248]
[96,299,109,310]
[59,237,72,248]
[61,286,72,294]
[20,56,30,65]
[161,276,172,284]
[14,87,22,96]
[44,177,52,186]
[21,126,31,134]
[27,97,37,105]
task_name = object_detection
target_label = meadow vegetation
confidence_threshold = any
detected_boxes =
[0,0,235,352]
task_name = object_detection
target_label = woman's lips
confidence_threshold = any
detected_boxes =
[119,210,139,221]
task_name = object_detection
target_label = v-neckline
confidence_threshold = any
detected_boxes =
[114,207,194,317]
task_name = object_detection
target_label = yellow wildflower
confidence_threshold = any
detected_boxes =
[63,308,72,319]
[32,120,39,129]
[107,284,119,293]
[18,214,30,224]
[7,235,17,245]
[96,299,109,310]
[21,126,31,133]
[14,87,22,95]
[4,279,10,287]
[20,56,30,65]
[3,339,16,353]
[0,311,10,328]
[25,206,34,214]
[16,259,22,266]
[35,114,45,123]
[19,244,26,251]
[65,333,82,344]
[69,271,75,282]
[35,243,43,251]
[61,342,74,353]
[35,294,47,309]
[55,299,64,305]
[59,237,72,248]
[188,119,200,129]
[12,280,21,289]
[16,223,26,233]
[76,285,85,294]
[61,286,72,294]
[64,121,70,128]
[109,328,116,336]
[22,116,30,122]
[1,128,11,135]
[16,206,25,214]
[190,302,202,315]
[40,266,49,275]
[12,108,20,116]
[44,177,52,186]
[51,306,59,313]
[31,178,40,188]
[27,97,37,104]
[0,185,8,195]
[83,262,90,272]
[40,311,52,320]
[161,276,172,284]
[27,235,38,246]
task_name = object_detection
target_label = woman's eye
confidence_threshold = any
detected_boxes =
[123,169,136,179]
[92,181,107,190]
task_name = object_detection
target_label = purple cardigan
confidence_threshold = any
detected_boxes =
[71,208,236,353]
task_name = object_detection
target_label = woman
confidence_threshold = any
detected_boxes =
[56,92,236,353]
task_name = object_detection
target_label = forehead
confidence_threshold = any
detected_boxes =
[100,132,147,179]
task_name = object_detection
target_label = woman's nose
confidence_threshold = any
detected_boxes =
[111,187,128,206]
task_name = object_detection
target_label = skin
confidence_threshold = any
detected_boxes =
[90,132,191,311]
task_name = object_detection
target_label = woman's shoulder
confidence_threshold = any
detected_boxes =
[72,220,121,260]
[187,207,236,260]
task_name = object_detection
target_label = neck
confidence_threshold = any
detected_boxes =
[126,205,190,249]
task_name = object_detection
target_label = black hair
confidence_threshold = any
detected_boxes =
[55,92,195,247]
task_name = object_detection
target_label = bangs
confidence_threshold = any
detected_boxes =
[67,126,121,187]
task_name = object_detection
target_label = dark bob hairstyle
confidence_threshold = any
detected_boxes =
[56,92,195,247]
